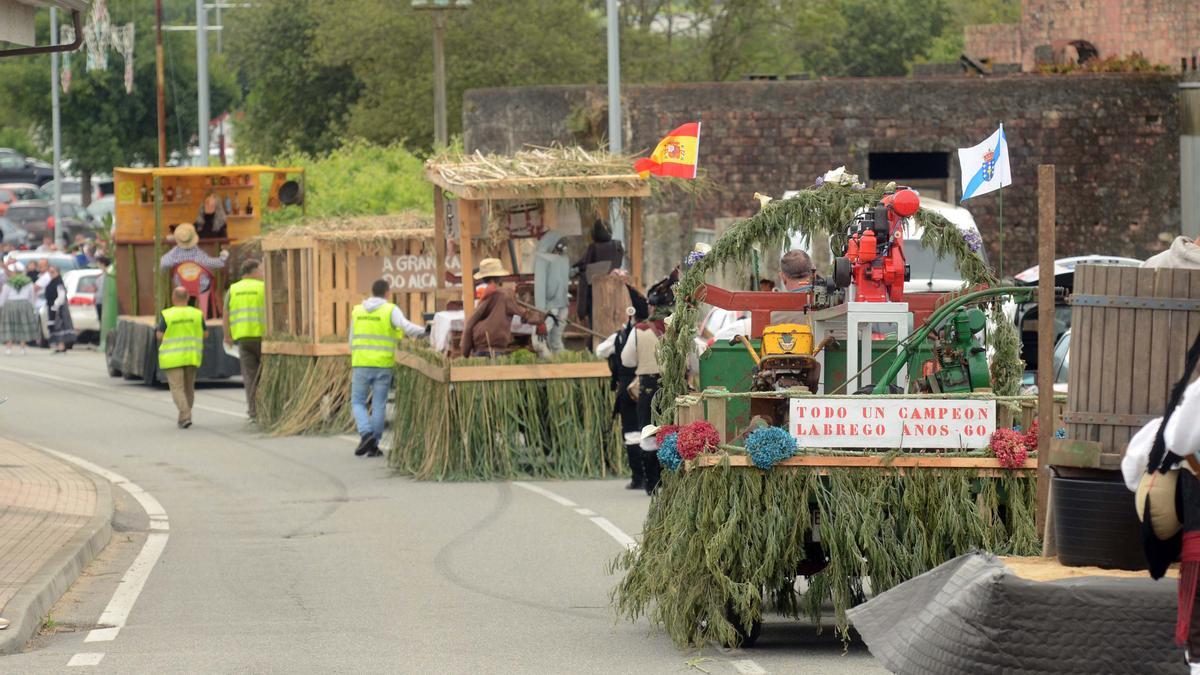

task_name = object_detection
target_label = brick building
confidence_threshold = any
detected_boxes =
[464,74,1180,277]
[966,0,1200,71]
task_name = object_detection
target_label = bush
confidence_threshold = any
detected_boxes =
[261,140,432,229]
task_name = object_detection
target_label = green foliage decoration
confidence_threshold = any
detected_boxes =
[389,345,625,481]
[256,354,355,436]
[612,463,1038,647]
[653,181,1024,425]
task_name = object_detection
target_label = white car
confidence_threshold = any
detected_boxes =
[33,268,103,341]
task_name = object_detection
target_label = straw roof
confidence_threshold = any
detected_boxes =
[425,146,651,200]
[261,213,434,246]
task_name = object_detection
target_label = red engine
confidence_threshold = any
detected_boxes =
[833,188,920,303]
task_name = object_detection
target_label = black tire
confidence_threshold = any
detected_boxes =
[833,257,852,289]
[723,603,763,649]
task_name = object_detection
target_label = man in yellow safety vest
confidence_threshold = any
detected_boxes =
[223,258,266,422]
[350,279,426,457]
[157,286,207,429]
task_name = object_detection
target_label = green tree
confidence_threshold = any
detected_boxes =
[801,0,953,77]
[225,0,360,160]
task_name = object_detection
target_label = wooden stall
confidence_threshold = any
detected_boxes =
[106,165,304,384]
[1061,264,1200,468]
[259,214,439,358]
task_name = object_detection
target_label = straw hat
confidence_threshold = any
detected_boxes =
[173,223,199,249]
[473,258,510,280]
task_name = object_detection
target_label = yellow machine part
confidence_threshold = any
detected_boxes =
[760,323,815,357]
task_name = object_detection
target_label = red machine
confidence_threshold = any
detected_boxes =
[832,188,921,303]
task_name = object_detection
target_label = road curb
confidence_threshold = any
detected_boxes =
[0,459,114,655]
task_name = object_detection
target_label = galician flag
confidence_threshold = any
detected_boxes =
[634,121,700,179]
[958,124,1011,202]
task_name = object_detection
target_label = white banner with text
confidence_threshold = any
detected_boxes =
[788,398,996,449]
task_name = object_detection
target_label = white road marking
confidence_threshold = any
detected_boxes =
[32,445,170,646]
[512,481,639,550]
[67,653,105,667]
[0,364,246,419]
[731,658,768,674]
[589,516,638,551]
[512,481,577,507]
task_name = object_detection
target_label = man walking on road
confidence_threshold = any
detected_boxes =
[224,259,266,423]
[157,286,207,429]
[350,279,425,457]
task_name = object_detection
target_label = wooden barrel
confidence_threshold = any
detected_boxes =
[1066,264,1200,467]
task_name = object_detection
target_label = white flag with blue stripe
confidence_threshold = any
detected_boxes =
[958,125,1011,202]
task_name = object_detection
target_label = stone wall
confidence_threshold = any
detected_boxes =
[464,74,1181,278]
[966,0,1200,71]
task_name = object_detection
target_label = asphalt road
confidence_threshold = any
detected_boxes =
[0,350,886,674]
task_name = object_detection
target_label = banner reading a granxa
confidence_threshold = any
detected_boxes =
[634,121,701,179]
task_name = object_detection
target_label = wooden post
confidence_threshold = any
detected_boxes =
[434,187,446,311]
[630,198,644,290]
[153,175,164,311]
[459,199,479,315]
[1037,164,1056,549]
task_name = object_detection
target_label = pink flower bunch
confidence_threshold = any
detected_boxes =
[676,421,721,460]
[1023,421,1040,453]
[989,428,1029,469]
[656,424,680,443]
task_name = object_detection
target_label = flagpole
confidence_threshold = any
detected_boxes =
[998,187,1004,278]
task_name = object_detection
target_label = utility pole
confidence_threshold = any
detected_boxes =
[432,11,448,149]
[606,0,625,245]
[155,0,167,166]
[196,0,210,166]
[50,8,62,245]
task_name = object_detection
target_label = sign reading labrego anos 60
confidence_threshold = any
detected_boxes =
[788,399,997,449]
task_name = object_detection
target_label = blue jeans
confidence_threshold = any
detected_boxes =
[351,367,393,441]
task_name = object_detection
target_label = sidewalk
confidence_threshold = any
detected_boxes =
[0,438,112,654]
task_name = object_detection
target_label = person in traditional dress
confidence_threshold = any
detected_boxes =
[0,273,39,354]
[44,265,75,353]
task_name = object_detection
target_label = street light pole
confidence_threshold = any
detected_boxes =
[155,0,167,166]
[50,8,62,245]
[432,10,448,149]
[196,0,210,166]
[605,0,625,245]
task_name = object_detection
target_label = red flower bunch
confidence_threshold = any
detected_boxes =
[656,424,680,443]
[1023,421,1040,453]
[990,428,1029,469]
[676,421,721,460]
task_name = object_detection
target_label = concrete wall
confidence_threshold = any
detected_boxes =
[464,74,1181,276]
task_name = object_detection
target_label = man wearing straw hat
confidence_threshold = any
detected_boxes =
[460,258,544,357]
[157,286,207,429]
[159,222,229,292]
[350,279,426,458]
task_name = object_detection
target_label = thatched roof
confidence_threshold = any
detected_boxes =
[260,213,433,248]
[425,147,651,200]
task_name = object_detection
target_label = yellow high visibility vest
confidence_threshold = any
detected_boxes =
[228,278,266,341]
[158,306,205,370]
[350,303,397,368]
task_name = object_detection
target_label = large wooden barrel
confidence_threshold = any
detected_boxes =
[1066,264,1200,467]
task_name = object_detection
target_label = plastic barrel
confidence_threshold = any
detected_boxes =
[1052,471,1148,570]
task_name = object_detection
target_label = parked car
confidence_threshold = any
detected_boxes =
[0,149,53,186]
[40,177,111,205]
[86,195,116,227]
[0,182,43,208]
[3,200,87,247]
[1011,255,1142,374]
[0,217,28,246]
[4,251,81,274]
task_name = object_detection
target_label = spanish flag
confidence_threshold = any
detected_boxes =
[634,121,701,179]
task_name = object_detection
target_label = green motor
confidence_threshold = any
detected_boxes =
[926,307,990,393]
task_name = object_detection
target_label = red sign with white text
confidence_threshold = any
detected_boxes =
[788,399,996,449]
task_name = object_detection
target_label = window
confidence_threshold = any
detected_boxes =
[868,152,951,201]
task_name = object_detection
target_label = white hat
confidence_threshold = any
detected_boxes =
[640,424,660,438]
[473,257,510,280]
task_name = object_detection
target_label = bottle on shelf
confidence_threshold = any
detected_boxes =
[165,184,175,202]
[224,196,233,214]
[231,197,240,216]
[245,198,253,216]
[139,182,148,203]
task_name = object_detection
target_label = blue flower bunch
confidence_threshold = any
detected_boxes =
[684,250,707,268]
[746,426,796,470]
[657,433,682,472]
[1054,427,1067,439]
[962,229,984,253]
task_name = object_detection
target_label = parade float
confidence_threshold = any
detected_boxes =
[388,148,654,480]
[612,173,1062,648]
[105,165,303,384]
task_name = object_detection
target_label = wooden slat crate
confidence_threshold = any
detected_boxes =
[1066,264,1200,466]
